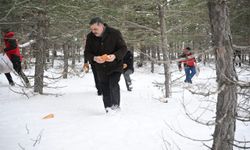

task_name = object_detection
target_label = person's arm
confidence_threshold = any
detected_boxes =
[113,30,127,61]
[84,50,88,64]
[4,39,17,52]
[178,53,185,69]
[84,35,96,64]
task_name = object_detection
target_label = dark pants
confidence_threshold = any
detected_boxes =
[91,64,102,94]
[12,60,30,84]
[5,56,30,85]
[184,66,196,83]
[5,73,14,83]
[97,71,121,108]
[123,69,133,91]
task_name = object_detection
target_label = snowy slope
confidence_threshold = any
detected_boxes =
[0,63,249,150]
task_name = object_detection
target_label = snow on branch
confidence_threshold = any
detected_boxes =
[233,44,250,51]
[19,40,36,48]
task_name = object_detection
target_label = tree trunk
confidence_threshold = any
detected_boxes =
[156,46,161,65]
[51,43,57,68]
[138,45,146,67]
[22,47,28,69]
[77,45,81,63]
[34,9,46,94]
[207,1,238,149]
[158,2,170,98]
[151,47,156,73]
[63,43,69,79]
[71,45,76,69]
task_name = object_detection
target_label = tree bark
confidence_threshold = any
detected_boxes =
[158,2,170,98]
[151,46,156,73]
[71,45,76,69]
[207,1,238,149]
[63,43,69,79]
[34,9,46,94]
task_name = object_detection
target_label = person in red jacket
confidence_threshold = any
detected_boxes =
[178,47,196,84]
[1,28,30,87]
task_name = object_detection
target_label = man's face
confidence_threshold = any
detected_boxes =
[183,49,189,54]
[90,23,104,37]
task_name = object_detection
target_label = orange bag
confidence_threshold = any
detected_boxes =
[42,113,54,119]
[101,54,108,61]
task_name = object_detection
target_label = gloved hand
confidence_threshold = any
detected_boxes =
[83,63,89,73]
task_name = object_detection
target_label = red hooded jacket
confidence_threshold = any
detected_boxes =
[3,32,22,61]
[178,52,196,68]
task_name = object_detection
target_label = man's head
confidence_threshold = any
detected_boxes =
[89,17,105,37]
[183,47,191,54]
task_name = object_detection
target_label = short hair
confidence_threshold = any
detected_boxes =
[184,47,191,51]
[89,17,104,25]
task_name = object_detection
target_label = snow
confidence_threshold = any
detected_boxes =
[0,62,249,150]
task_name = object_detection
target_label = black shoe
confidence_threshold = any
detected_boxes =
[9,82,15,86]
[127,85,133,91]
[97,91,102,96]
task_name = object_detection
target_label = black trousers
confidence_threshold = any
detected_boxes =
[91,64,102,94]
[4,60,29,84]
[123,69,133,90]
[97,71,121,108]
[5,73,13,83]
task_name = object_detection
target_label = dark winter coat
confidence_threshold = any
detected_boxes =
[178,52,196,68]
[3,32,22,63]
[123,51,134,73]
[84,25,127,75]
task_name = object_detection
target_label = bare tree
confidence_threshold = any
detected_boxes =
[34,0,48,94]
[158,1,170,98]
[63,43,69,79]
[71,45,76,69]
[207,0,238,149]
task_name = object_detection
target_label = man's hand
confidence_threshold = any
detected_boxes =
[94,56,105,64]
[106,54,116,62]
[83,63,89,73]
[123,64,128,69]
[178,67,182,72]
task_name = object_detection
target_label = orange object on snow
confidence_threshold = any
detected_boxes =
[42,113,54,119]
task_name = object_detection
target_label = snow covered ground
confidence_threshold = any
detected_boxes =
[0,62,249,150]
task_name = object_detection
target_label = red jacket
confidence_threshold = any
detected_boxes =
[4,32,22,61]
[178,52,196,68]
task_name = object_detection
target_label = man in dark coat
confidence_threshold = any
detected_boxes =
[84,17,127,113]
[1,28,30,87]
[178,47,196,84]
[123,50,134,91]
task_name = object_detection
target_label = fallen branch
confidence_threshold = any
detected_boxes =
[31,129,44,147]
[18,143,25,150]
